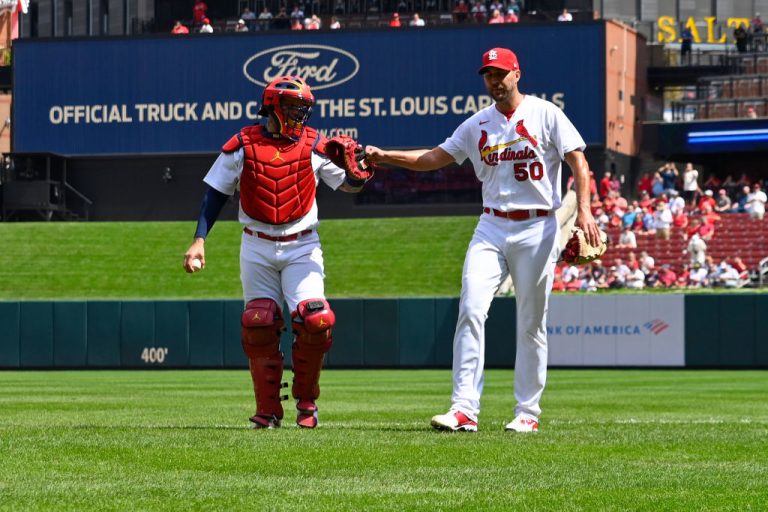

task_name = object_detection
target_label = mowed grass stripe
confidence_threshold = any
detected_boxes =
[0,218,477,300]
[0,369,766,510]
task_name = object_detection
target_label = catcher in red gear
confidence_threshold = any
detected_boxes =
[183,75,372,429]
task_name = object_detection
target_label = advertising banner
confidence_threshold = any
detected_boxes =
[13,24,605,156]
[547,294,685,366]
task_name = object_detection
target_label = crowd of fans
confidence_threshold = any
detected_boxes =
[172,0,578,33]
[557,162,767,292]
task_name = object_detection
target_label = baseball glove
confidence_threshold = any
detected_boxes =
[560,227,608,265]
[325,135,374,182]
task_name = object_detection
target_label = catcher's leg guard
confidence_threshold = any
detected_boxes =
[291,299,335,428]
[241,298,288,428]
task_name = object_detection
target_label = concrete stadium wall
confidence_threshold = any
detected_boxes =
[0,295,766,369]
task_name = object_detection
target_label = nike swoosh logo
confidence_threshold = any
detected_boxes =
[479,120,490,125]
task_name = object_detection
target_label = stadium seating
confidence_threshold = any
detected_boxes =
[601,213,768,273]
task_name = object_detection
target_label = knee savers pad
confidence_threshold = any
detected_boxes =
[241,298,284,357]
[293,299,335,349]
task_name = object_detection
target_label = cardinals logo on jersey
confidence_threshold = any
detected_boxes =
[515,119,538,147]
[478,130,537,166]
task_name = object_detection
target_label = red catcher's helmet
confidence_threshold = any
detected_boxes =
[258,76,315,141]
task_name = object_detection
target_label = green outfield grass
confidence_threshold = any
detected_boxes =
[0,218,476,300]
[0,369,766,511]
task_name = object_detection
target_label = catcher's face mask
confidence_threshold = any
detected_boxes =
[259,76,314,141]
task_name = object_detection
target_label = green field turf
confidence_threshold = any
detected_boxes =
[0,369,766,511]
[0,218,477,300]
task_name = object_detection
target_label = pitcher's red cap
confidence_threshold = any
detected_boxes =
[478,48,520,74]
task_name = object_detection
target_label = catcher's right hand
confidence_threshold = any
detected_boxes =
[560,227,608,265]
[325,135,374,182]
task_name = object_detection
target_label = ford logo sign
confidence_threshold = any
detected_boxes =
[243,44,360,91]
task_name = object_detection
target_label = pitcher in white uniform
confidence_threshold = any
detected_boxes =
[366,48,600,432]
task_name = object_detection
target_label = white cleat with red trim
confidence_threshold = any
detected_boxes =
[431,410,478,432]
[505,414,539,433]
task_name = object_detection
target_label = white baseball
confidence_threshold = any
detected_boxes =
[190,258,202,271]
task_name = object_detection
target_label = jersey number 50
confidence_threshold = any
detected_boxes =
[513,161,544,181]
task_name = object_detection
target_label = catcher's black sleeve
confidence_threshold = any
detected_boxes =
[194,186,229,239]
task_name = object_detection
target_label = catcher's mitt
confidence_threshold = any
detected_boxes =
[560,227,608,265]
[325,135,374,182]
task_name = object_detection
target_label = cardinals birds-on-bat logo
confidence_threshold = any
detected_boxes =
[477,127,538,166]
[515,119,538,147]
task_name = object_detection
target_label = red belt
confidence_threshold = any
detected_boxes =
[243,227,313,242]
[483,207,550,220]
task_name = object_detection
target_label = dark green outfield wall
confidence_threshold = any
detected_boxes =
[0,295,766,369]
[0,298,516,369]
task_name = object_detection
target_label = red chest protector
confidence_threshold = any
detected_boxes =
[222,125,322,225]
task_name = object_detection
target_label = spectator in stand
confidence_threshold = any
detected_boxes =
[599,171,612,199]
[291,18,303,30]
[735,25,748,52]
[471,0,487,23]
[697,189,716,213]
[639,251,655,274]
[452,0,469,23]
[746,106,758,119]
[625,262,645,289]
[637,172,653,197]
[668,190,686,216]
[746,182,767,220]
[306,14,321,29]
[389,12,402,27]
[171,20,190,34]
[704,255,719,285]
[590,259,607,283]
[199,17,214,33]
[557,8,573,21]
[488,0,504,14]
[687,233,707,266]
[688,262,709,288]
[638,190,653,211]
[409,13,426,26]
[721,174,738,197]
[594,206,610,231]
[606,266,623,289]
[730,185,750,213]
[504,8,519,23]
[329,16,341,29]
[717,261,742,288]
[235,19,249,32]
[290,5,305,23]
[651,171,665,198]
[657,264,677,288]
[732,256,750,282]
[752,13,765,51]
[653,201,673,240]
[681,162,700,206]
[562,264,582,292]
[697,215,716,242]
[258,6,273,30]
[714,188,732,213]
[640,206,655,235]
[488,9,504,24]
[658,162,679,196]
[273,7,290,29]
[193,0,208,27]
[676,264,690,288]
[622,204,638,229]
[241,7,256,30]
[626,251,638,269]
[703,173,722,191]
[508,0,521,15]
[552,267,566,292]
[680,27,693,65]
[614,258,631,284]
